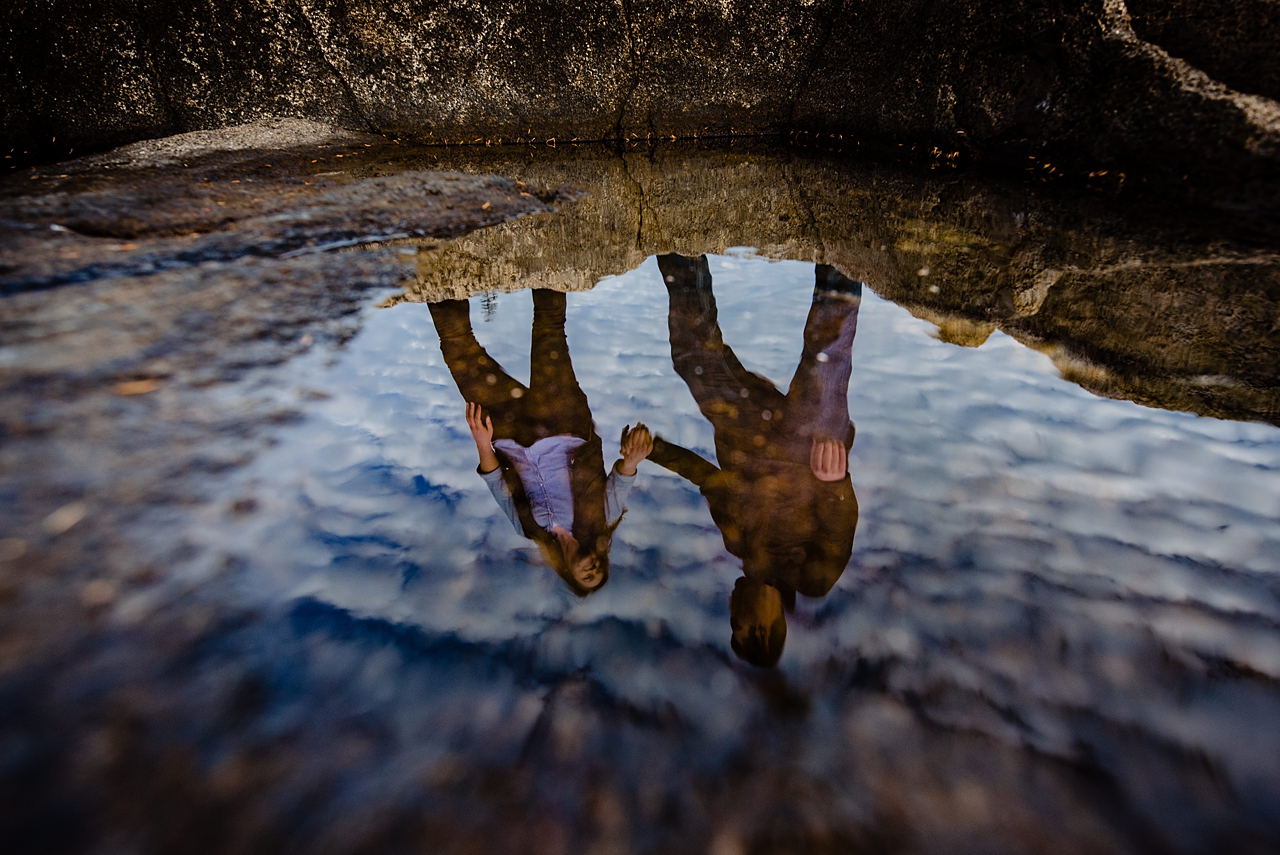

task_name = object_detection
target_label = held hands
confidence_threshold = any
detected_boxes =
[466,402,501,473]
[810,437,848,482]
[618,423,654,476]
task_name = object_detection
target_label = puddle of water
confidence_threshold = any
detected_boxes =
[173,251,1280,851]
[7,141,1280,852]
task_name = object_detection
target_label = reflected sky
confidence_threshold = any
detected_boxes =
[203,251,1280,851]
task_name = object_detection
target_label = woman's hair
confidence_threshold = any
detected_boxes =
[539,534,613,597]
[535,522,624,593]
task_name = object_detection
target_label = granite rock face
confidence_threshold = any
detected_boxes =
[1127,0,1280,102]
[4,1,1280,203]
[793,0,1280,184]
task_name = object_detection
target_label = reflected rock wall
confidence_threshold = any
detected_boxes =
[393,144,1280,425]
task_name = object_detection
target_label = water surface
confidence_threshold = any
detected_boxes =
[6,141,1280,853]
[190,251,1280,852]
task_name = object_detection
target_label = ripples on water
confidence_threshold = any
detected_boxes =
[181,250,1280,851]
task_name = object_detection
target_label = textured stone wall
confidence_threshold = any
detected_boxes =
[3,1,1280,202]
[1128,0,1280,102]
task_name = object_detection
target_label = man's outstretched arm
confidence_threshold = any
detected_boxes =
[648,435,722,489]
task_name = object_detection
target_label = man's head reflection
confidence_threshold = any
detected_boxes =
[731,577,787,667]
[431,290,653,595]
[650,255,862,665]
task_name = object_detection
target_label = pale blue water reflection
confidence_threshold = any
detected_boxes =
[212,252,1280,851]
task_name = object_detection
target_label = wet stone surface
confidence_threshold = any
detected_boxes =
[2,127,1280,854]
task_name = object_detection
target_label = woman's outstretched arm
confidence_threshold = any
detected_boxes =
[468,402,523,534]
[466,402,501,474]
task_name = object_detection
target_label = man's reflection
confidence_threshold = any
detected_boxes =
[651,255,861,666]
[430,290,653,595]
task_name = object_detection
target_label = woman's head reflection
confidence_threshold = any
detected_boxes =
[543,515,611,596]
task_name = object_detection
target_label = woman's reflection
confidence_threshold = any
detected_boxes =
[651,255,861,666]
[429,289,653,595]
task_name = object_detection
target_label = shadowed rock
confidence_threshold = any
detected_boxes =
[3,1,1280,207]
[1128,0,1280,103]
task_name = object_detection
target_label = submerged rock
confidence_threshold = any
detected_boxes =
[0,119,561,293]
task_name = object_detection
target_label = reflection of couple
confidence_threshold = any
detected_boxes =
[430,256,862,666]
